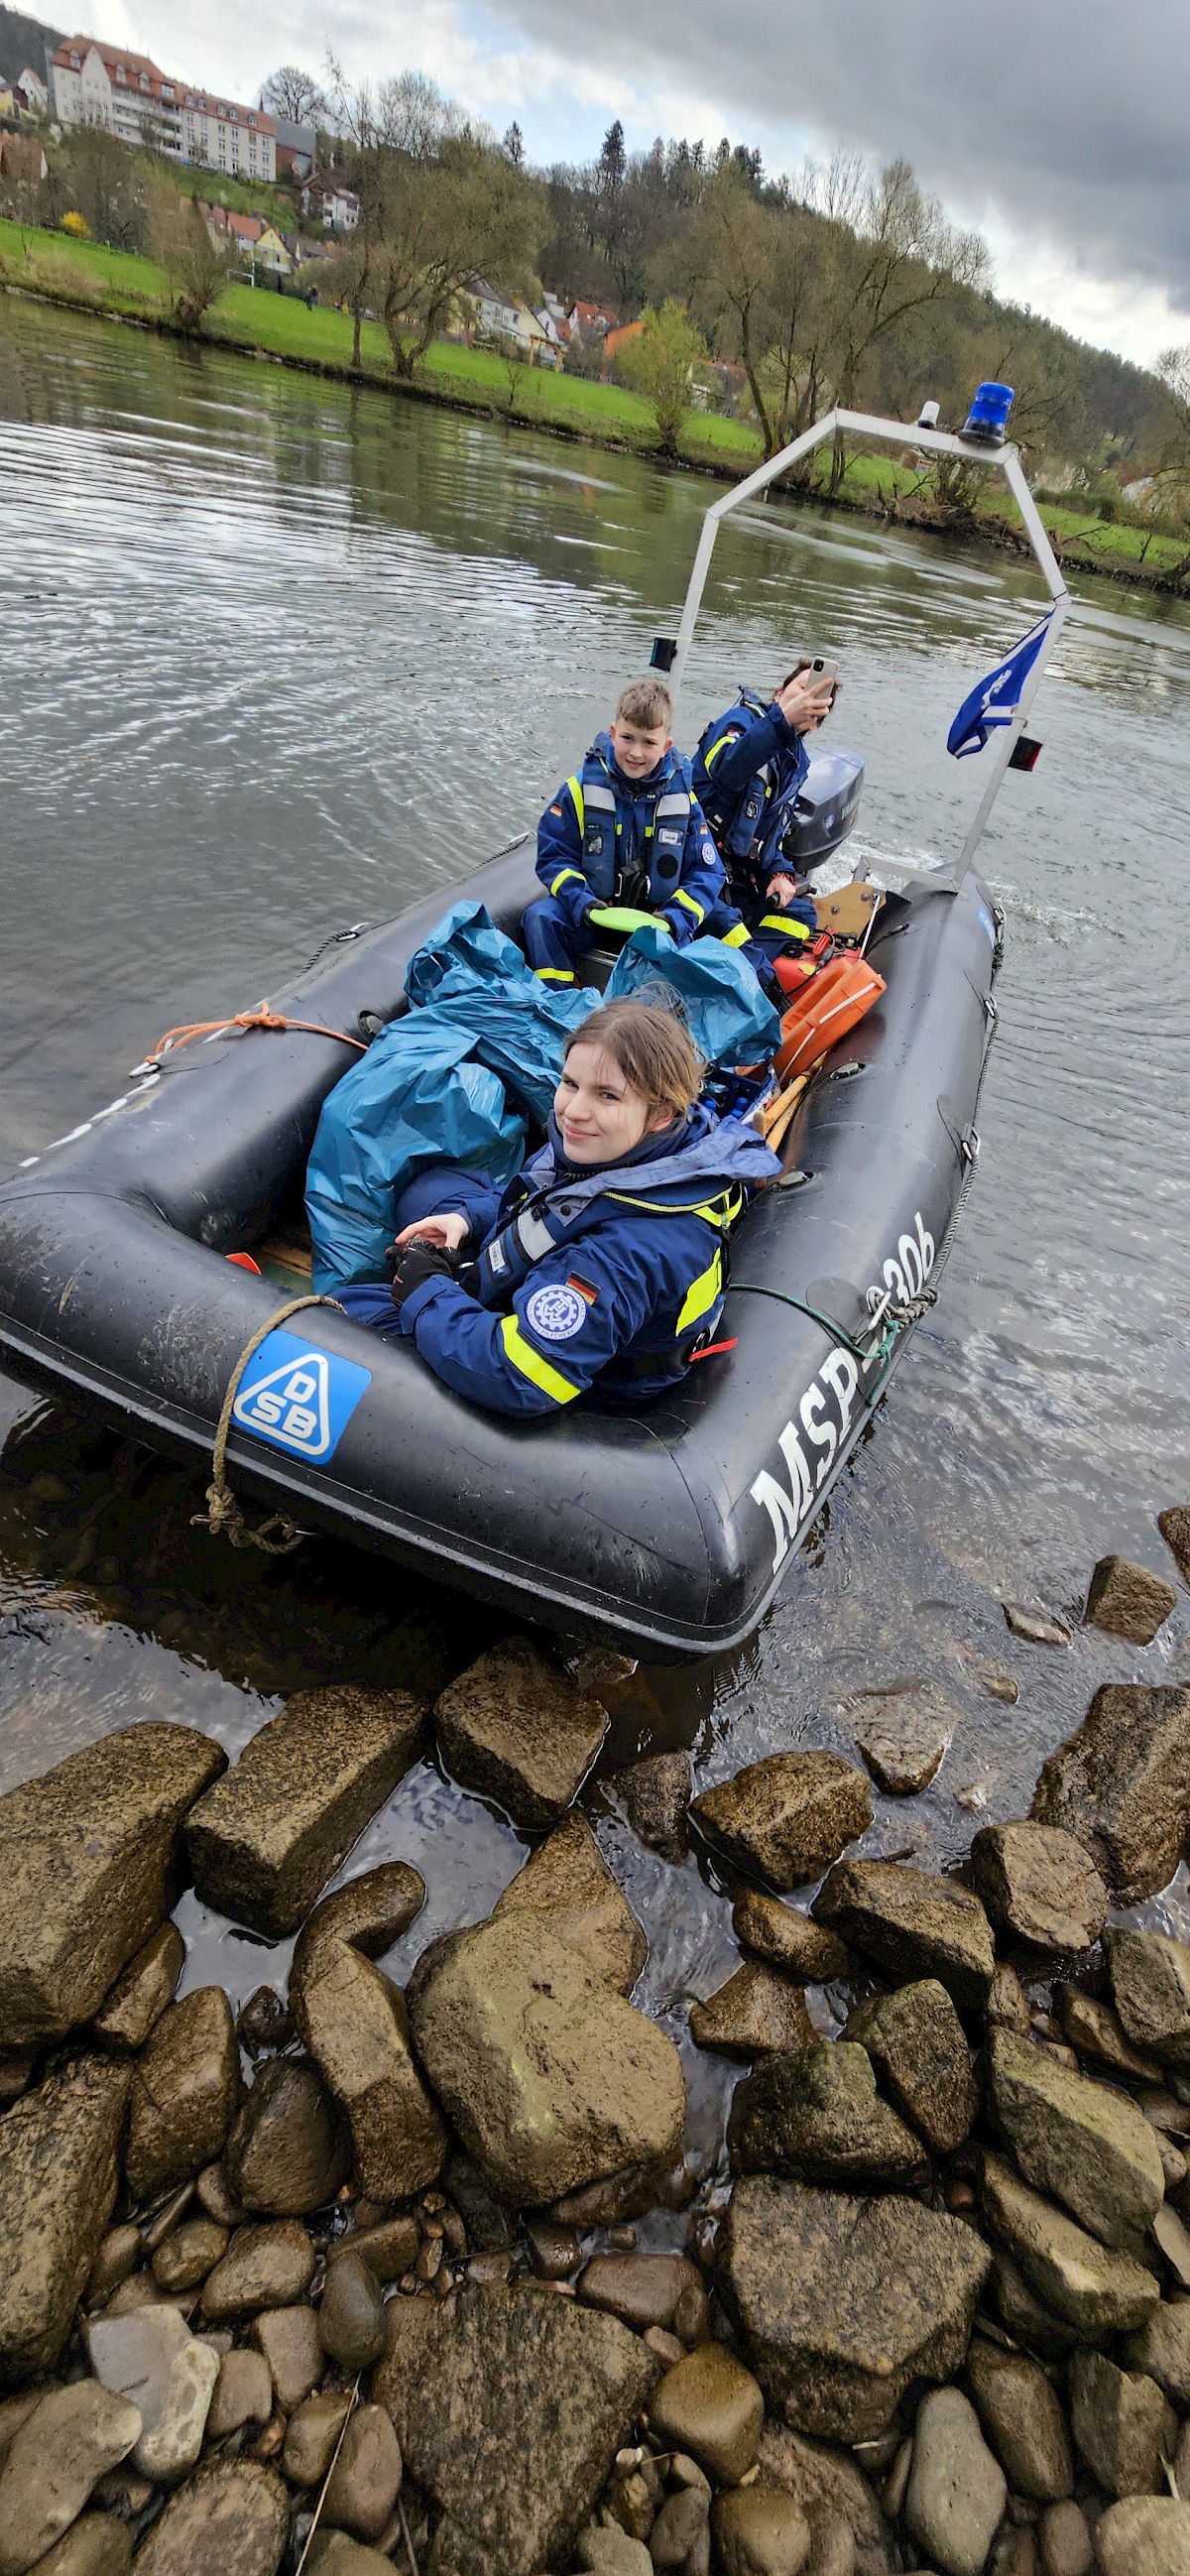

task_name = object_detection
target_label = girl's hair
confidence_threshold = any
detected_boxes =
[564,1000,702,1116]
[780,658,841,707]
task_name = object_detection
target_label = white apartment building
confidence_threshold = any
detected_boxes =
[52,37,277,181]
[178,89,276,184]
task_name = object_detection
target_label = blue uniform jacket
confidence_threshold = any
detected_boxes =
[536,734,726,946]
[392,1105,779,1417]
[693,696,813,911]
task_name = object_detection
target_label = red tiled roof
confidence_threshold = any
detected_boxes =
[54,37,275,131]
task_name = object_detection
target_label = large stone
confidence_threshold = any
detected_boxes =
[1108,1929,1190,2065]
[611,1752,691,1862]
[224,2058,349,2215]
[648,2346,765,2484]
[321,2404,402,2543]
[965,2337,1073,2501]
[971,1823,1109,1955]
[198,2222,315,2324]
[184,1686,424,1937]
[720,2174,991,2441]
[727,2042,929,2188]
[433,1639,607,1828]
[1056,1991,1162,2085]
[756,2426,890,2576]
[986,2028,1164,2250]
[1029,1685,1190,1903]
[127,2462,289,2576]
[712,2489,811,2576]
[0,2057,131,2383]
[85,2307,217,2484]
[407,1913,684,2207]
[1085,1555,1177,1645]
[690,1754,872,1891]
[91,1924,184,2052]
[690,1963,816,2059]
[980,2152,1158,2337]
[846,1686,954,1796]
[1158,1507,1190,1585]
[290,1941,445,2202]
[0,1725,224,2051]
[25,2516,133,2575]
[289,1862,426,1987]
[491,1812,647,1996]
[990,2251,1079,2359]
[844,1980,977,2156]
[125,1987,241,2201]
[1068,2348,1175,2498]
[903,2387,1007,2576]
[374,2280,657,2576]
[1094,2496,1190,2575]
[0,2384,142,2576]
[1124,2296,1190,2406]
[732,1893,851,1985]
[812,1861,995,2007]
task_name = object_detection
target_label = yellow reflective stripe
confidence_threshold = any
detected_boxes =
[500,1314,581,1405]
[672,889,704,921]
[703,731,735,769]
[566,775,584,831]
[721,922,752,949]
[605,1190,735,1228]
[761,915,810,939]
[550,865,585,897]
[676,1248,723,1336]
[535,967,575,983]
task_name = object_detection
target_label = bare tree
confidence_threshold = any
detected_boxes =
[260,65,328,126]
[149,186,233,332]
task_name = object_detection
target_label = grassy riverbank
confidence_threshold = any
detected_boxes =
[4,216,1189,589]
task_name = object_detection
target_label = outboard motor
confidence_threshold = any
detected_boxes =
[784,747,865,872]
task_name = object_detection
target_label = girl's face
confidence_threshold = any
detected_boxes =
[554,1043,675,1165]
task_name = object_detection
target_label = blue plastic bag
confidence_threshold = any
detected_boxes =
[306,1010,525,1292]
[406,901,601,1123]
[606,924,781,1064]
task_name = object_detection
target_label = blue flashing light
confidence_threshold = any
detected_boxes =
[962,380,1014,443]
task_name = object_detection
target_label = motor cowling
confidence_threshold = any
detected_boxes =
[784,747,865,870]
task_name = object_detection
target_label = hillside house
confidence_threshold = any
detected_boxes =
[51,37,277,180]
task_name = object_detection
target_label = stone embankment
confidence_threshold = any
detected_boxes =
[0,1535,1187,2575]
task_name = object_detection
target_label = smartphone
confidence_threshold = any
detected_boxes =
[808,656,837,686]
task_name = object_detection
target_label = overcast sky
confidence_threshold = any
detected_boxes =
[84,0,1190,370]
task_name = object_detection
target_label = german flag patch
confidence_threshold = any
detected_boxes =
[566,1273,599,1305]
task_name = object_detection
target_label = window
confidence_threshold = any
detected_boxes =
[140,73,149,91]
[162,84,173,99]
[248,113,256,127]
[114,63,126,82]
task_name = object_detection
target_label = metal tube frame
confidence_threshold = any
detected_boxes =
[668,406,1070,889]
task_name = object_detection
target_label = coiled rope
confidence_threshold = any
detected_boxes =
[192,1294,344,1556]
[729,1280,937,1378]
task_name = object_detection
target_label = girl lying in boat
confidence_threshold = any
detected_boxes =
[337,1001,779,1416]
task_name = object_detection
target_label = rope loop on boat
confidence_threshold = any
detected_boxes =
[192,1293,345,1556]
[729,1279,938,1375]
[138,1008,368,1075]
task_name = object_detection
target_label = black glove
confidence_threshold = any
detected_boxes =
[389,1240,458,1311]
[759,964,787,1013]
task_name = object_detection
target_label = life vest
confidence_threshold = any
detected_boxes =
[773,954,887,1080]
[568,749,693,912]
[696,691,806,882]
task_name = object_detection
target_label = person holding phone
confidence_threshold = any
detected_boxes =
[693,662,837,967]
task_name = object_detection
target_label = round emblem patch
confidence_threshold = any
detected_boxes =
[526,1284,587,1342]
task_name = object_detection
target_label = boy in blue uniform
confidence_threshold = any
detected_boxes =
[694,664,836,968]
[337,1001,779,1417]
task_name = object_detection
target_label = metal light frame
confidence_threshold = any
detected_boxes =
[668,405,1071,888]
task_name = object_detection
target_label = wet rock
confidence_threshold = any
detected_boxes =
[124,1986,240,2205]
[195,2165,241,2230]
[224,2057,349,2216]
[989,1960,1033,2032]
[86,2307,217,2484]
[307,2543,395,2576]
[980,2152,1158,2336]
[1158,1506,1190,1585]
[283,2390,351,2485]
[1037,2500,1092,2576]
[649,2485,709,2566]
[151,2218,227,2293]
[732,1893,851,1984]
[348,2214,420,2281]
[844,1980,977,2156]
[690,1963,816,2059]
[847,1687,954,1796]
[1003,1602,1072,1648]
[1085,1555,1176,1645]
[611,1750,690,1862]
[433,1638,607,1827]
[1029,1684,1190,1903]
[0,1723,224,2049]
[712,2488,811,2576]
[812,1861,995,2008]
[1094,2495,1190,2574]
[86,2228,142,2311]
[199,2222,315,2324]
[128,2460,289,2576]
[578,2252,701,2332]
[290,1939,446,2202]
[1056,1992,1162,2084]
[91,1924,184,2052]
[491,1812,647,1995]
[185,1687,424,1938]
[407,1912,684,2207]
[1108,1929,1190,2065]
[904,2386,1008,2576]
[374,2279,657,2576]
[1124,2295,1190,2406]
[971,1823,1108,1955]
[756,2426,890,2576]
[250,2303,321,2410]
[728,2041,929,2187]
[290,1862,426,1988]
[690,1754,872,1892]
[26,2515,134,2574]
[720,2174,990,2441]
[0,2057,131,2382]
[1068,2348,1175,2497]
[322,2404,402,2542]
[649,2345,765,2485]
[990,2253,1079,2360]
[0,2383,141,2575]
[966,2337,1073,2500]
[576,2533,651,2576]
[987,2028,1164,2249]
[802,2515,855,2576]
[205,2347,272,2439]
[319,2250,386,2370]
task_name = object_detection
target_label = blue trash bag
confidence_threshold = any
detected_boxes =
[606,924,781,1064]
[406,900,601,1123]
[305,1009,525,1292]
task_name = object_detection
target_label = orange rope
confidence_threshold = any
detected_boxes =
[146,1008,368,1070]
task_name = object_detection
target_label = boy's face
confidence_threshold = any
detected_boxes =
[609,717,671,780]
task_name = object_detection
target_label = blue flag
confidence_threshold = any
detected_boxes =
[947,612,1053,759]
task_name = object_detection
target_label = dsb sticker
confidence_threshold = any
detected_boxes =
[232,1329,371,1462]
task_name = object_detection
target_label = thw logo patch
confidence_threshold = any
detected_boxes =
[232,1329,371,1462]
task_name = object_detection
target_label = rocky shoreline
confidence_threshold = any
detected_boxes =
[0,1522,1188,2576]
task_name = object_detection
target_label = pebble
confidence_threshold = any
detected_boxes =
[576,2528,653,2576]
[1085,1553,1177,1645]
[0,2383,142,2572]
[199,2221,315,2323]
[125,1989,241,2202]
[803,2513,854,2576]
[644,2327,684,2366]
[86,2229,143,2310]
[319,2249,387,2369]
[1093,2496,1190,2576]
[649,2345,765,2487]
[712,2487,812,2576]
[236,1988,293,2055]
[251,2304,323,2411]
[321,2403,403,2541]
[1153,2202,1190,2285]
[1002,1602,1072,1648]
[21,2516,134,2574]
[883,2437,913,2518]
[731,1891,851,1984]
[348,2216,420,2282]
[525,2220,581,2279]
[284,2392,353,2487]
[85,2306,219,2484]
[1037,2499,1093,2576]
[151,2219,228,2293]
[205,2348,273,2439]
[650,2486,710,2565]
[92,1923,184,2053]
[195,2165,242,2230]
[306,2540,396,2576]
[225,2057,349,2217]
[128,2458,289,2575]
[904,2388,1008,2576]
[141,2186,194,2255]
[579,2253,701,2333]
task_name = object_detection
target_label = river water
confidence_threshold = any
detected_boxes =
[2,298,1188,2161]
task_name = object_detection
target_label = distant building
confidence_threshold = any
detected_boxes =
[603,319,645,363]
[567,299,619,340]
[13,66,49,115]
[299,177,359,230]
[51,37,277,180]
[272,116,316,180]
[178,86,276,183]
[203,203,292,272]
